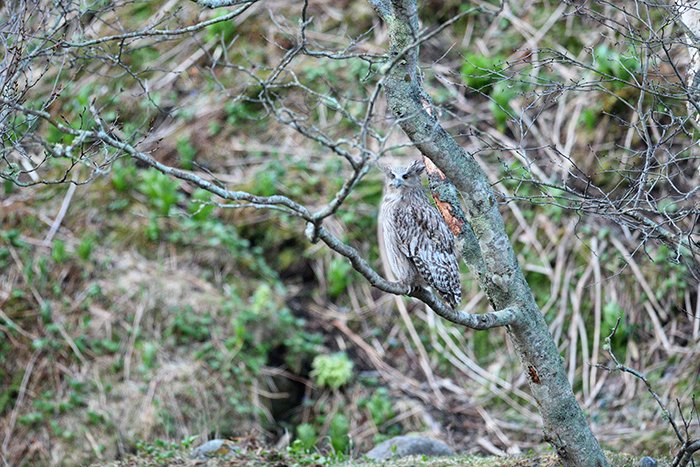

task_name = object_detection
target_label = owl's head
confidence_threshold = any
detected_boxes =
[382,160,425,192]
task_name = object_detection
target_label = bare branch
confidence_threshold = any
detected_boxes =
[674,439,700,467]
[0,97,312,217]
[313,224,519,330]
[191,0,257,8]
[596,317,694,463]
[598,317,700,466]
[62,2,259,48]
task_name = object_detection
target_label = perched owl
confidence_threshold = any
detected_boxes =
[379,160,462,308]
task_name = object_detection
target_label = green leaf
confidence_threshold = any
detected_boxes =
[176,136,197,170]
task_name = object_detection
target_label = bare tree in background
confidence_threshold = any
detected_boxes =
[2,0,700,465]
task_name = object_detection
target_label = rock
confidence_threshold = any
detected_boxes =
[364,435,454,460]
[639,457,658,467]
[190,439,239,460]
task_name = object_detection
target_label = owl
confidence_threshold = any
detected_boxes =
[379,160,462,308]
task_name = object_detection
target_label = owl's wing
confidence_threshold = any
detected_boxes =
[394,202,462,307]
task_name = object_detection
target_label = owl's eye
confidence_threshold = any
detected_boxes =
[402,174,408,180]
[389,172,395,179]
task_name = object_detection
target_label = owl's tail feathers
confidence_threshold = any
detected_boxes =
[441,289,462,309]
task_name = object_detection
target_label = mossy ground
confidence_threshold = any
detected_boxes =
[99,448,653,467]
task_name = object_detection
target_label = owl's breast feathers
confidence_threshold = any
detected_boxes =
[392,194,462,308]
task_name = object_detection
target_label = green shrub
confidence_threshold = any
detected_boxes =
[311,353,353,390]
[461,53,505,92]
[138,168,181,216]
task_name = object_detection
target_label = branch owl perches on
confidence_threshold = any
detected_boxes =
[379,160,462,308]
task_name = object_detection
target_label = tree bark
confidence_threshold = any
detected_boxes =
[369,1,608,464]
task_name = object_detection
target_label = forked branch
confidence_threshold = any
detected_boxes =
[597,318,699,467]
[314,225,518,329]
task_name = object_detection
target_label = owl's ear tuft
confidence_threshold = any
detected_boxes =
[406,159,425,176]
[376,161,392,176]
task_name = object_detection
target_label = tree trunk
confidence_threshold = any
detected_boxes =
[370,0,608,464]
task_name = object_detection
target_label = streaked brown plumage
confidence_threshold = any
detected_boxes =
[379,160,462,308]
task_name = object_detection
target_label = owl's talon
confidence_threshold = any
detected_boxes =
[396,280,412,294]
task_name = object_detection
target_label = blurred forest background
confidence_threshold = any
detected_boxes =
[1,0,699,465]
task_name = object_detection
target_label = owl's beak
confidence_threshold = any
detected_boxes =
[391,179,404,188]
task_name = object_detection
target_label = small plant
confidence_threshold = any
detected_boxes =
[127,45,159,71]
[138,168,181,216]
[329,413,350,454]
[461,53,505,92]
[224,100,261,125]
[603,301,628,359]
[365,388,395,428]
[87,336,121,355]
[51,239,68,263]
[205,12,237,43]
[295,423,318,452]
[145,214,160,241]
[208,121,222,136]
[176,135,196,170]
[310,353,353,390]
[141,341,158,369]
[327,257,352,298]
[167,306,213,344]
[579,107,601,130]
[134,438,187,463]
[287,442,333,464]
[77,234,96,261]
[593,44,640,86]
[86,409,106,426]
[188,189,215,222]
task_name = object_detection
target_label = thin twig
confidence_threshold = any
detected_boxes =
[597,317,688,450]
